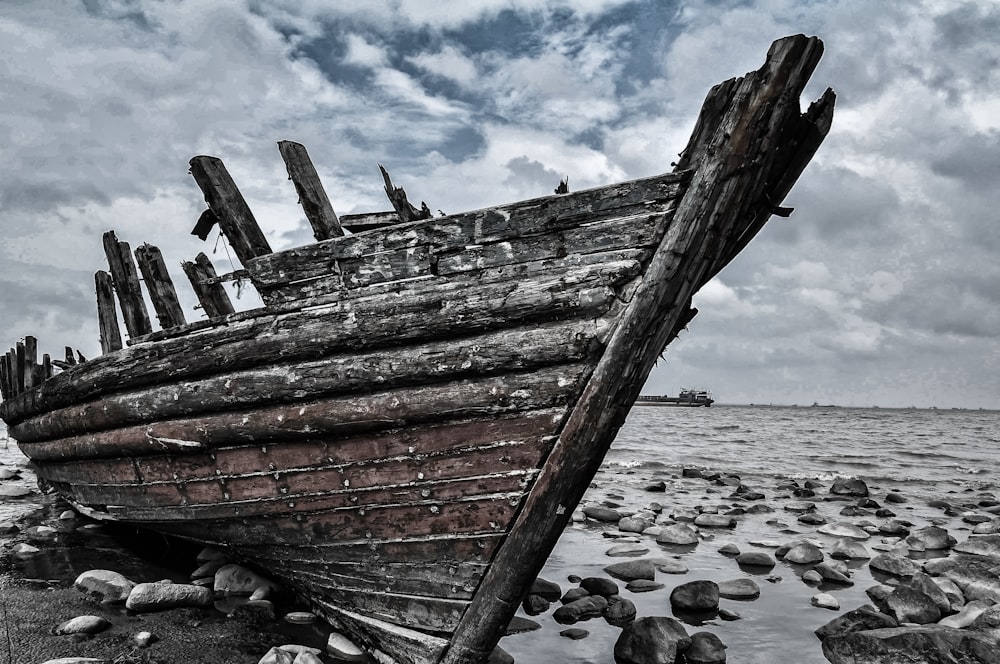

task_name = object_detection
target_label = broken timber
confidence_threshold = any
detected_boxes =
[0,35,834,664]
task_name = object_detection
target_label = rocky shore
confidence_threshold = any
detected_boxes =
[4,448,1000,663]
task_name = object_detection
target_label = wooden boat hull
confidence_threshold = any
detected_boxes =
[0,35,834,664]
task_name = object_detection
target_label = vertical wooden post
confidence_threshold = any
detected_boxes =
[103,231,153,339]
[95,270,124,354]
[42,354,52,380]
[64,346,77,366]
[277,140,343,241]
[15,342,26,394]
[189,156,272,265]
[23,336,38,390]
[379,164,431,223]
[0,352,10,399]
[134,244,187,329]
[181,252,236,319]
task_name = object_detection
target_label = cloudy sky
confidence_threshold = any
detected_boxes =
[1,0,997,409]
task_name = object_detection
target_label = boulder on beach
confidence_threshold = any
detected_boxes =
[605,559,656,582]
[811,593,840,610]
[686,631,727,664]
[954,534,1000,558]
[670,580,719,612]
[906,525,955,551]
[868,552,919,578]
[944,565,1000,603]
[885,586,942,624]
[125,582,213,612]
[606,543,650,557]
[814,562,853,585]
[821,626,999,664]
[814,604,898,641]
[830,477,869,497]
[580,577,619,597]
[656,523,699,545]
[783,541,824,565]
[736,551,776,570]
[619,515,656,533]
[74,569,137,603]
[939,600,991,628]
[553,595,608,624]
[604,596,637,626]
[650,558,689,574]
[614,616,691,664]
[717,578,760,600]
[832,537,871,560]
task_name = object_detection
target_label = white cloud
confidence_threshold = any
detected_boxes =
[407,45,479,86]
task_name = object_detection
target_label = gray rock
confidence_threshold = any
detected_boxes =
[522,594,550,615]
[606,543,650,557]
[832,537,871,559]
[12,543,39,557]
[54,615,111,635]
[736,551,776,569]
[656,523,699,545]
[583,505,622,523]
[686,631,727,664]
[818,522,871,540]
[814,562,853,585]
[905,573,952,614]
[0,485,32,497]
[560,627,589,640]
[784,500,818,513]
[811,593,840,610]
[954,534,1000,558]
[74,569,137,603]
[784,542,824,565]
[694,514,736,528]
[25,525,59,541]
[650,558,688,574]
[906,526,955,551]
[821,625,998,664]
[830,477,869,497]
[969,605,1000,630]
[326,632,367,662]
[885,586,942,624]
[973,518,1000,535]
[619,516,655,533]
[670,580,719,612]
[626,579,664,593]
[614,616,691,664]
[125,582,213,612]
[718,543,740,556]
[214,563,279,595]
[530,577,562,602]
[134,631,157,647]
[814,604,898,641]
[553,596,608,624]
[561,587,591,604]
[717,578,760,600]
[0,521,17,535]
[802,570,823,585]
[945,565,1000,603]
[604,596,637,626]
[939,600,992,628]
[258,647,296,664]
[605,559,655,582]
[869,552,919,578]
[580,577,619,597]
[0,467,19,480]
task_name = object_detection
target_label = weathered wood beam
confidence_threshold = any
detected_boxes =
[103,231,153,339]
[439,33,834,664]
[188,155,272,264]
[95,270,123,354]
[0,352,11,400]
[22,336,38,391]
[41,354,51,381]
[181,252,236,319]
[277,140,343,241]
[379,164,431,223]
[134,244,186,329]
[15,342,26,394]
[339,211,400,233]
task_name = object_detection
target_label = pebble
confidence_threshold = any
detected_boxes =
[283,611,317,625]
[626,579,664,593]
[650,558,689,574]
[75,569,137,603]
[134,631,157,647]
[125,582,213,612]
[717,578,760,600]
[718,543,740,556]
[693,514,736,528]
[582,505,622,523]
[606,543,650,557]
[817,522,870,540]
[560,627,589,639]
[670,580,719,611]
[604,559,655,582]
[12,543,40,558]
[55,615,111,635]
[656,523,699,545]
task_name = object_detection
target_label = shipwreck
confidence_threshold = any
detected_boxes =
[0,35,833,664]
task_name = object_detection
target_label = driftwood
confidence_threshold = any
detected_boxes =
[95,270,123,354]
[181,252,235,319]
[103,231,152,339]
[379,164,431,223]
[134,243,186,329]
[188,156,272,264]
[278,140,343,240]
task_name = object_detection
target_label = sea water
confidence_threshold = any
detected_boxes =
[500,405,1000,663]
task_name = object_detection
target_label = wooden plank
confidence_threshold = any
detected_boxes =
[22,337,37,390]
[0,352,10,400]
[103,231,153,338]
[181,252,236,319]
[15,342,26,394]
[439,34,833,664]
[245,172,687,288]
[134,244,186,329]
[41,354,51,382]
[340,211,400,232]
[95,270,123,354]
[313,601,449,664]
[188,156,272,264]
[1,262,623,427]
[277,140,343,240]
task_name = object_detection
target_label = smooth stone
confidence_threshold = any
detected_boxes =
[885,586,941,624]
[605,559,655,582]
[831,537,871,559]
[326,632,367,661]
[939,599,991,628]
[905,573,951,614]
[583,505,622,523]
[505,616,541,634]
[195,544,227,562]
[969,605,1000,630]
[830,477,869,497]
[580,577,619,597]
[884,491,906,503]
[74,569,137,603]
[134,631,157,647]
[522,594,550,615]
[944,565,1000,603]
[284,611,317,625]
[656,523,699,545]
[12,543,40,557]
[814,562,853,585]
[125,582,213,612]
[58,510,76,520]
[644,481,667,492]
[686,631,728,664]
[818,522,871,540]
[694,514,736,528]
[906,525,955,551]
[954,534,1000,558]
[798,513,828,525]
[718,543,740,556]
[191,559,226,579]
[869,552,919,578]
[258,647,295,664]
[619,516,655,533]
[802,570,823,585]
[530,577,562,602]
[811,593,840,610]
[650,558,688,574]
[814,604,898,641]
[736,551,776,569]
[821,626,997,664]
[0,521,17,534]
[670,580,719,612]
[560,628,589,640]
[784,501,817,513]
[562,587,591,604]
[607,543,650,557]
[626,579,664,593]
[0,485,32,497]
[614,616,691,664]
[214,563,280,595]
[554,596,608,624]
[718,608,741,621]
[604,596,638,626]
[973,518,1000,535]
[55,615,111,635]
[291,653,324,664]
[784,542,824,565]
[717,578,760,600]
[749,539,782,548]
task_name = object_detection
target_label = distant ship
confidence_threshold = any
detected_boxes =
[636,389,715,407]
